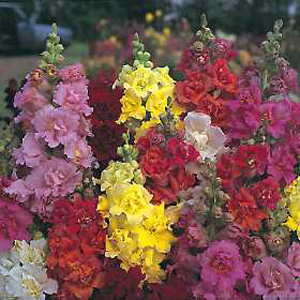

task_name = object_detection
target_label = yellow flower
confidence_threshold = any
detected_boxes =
[145,12,155,23]
[285,177,300,203]
[123,65,158,99]
[282,191,300,239]
[146,86,174,119]
[107,183,153,224]
[153,67,174,87]
[99,161,138,191]
[155,9,163,18]
[132,203,175,252]
[162,27,171,37]
[117,89,146,124]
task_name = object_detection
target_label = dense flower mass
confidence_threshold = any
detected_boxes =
[2,16,300,300]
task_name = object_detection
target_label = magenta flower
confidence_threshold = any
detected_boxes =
[0,199,32,251]
[13,133,45,167]
[260,100,291,138]
[33,105,79,148]
[287,242,300,277]
[287,281,300,300]
[250,257,293,300]
[26,158,82,199]
[267,145,296,185]
[54,81,92,116]
[198,240,245,291]
[64,138,94,168]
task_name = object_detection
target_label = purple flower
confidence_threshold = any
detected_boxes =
[54,81,92,116]
[26,157,82,199]
[287,281,300,300]
[287,242,300,277]
[13,133,45,167]
[267,145,296,185]
[33,105,79,148]
[260,100,291,138]
[5,179,32,203]
[198,240,245,291]
[250,257,293,300]
[0,199,32,251]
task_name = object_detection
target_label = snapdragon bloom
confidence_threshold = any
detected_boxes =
[250,257,293,300]
[197,240,245,291]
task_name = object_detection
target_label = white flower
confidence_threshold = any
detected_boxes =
[6,264,57,300]
[0,239,58,300]
[184,112,226,161]
[14,239,47,267]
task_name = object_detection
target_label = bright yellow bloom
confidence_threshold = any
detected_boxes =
[285,177,300,203]
[123,65,159,99]
[146,86,173,119]
[117,89,146,124]
[153,67,174,86]
[106,183,153,224]
[145,12,155,23]
[163,27,171,37]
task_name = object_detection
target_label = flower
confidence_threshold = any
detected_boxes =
[198,240,245,291]
[26,158,82,200]
[250,257,293,300]
[117,89,146,123]
[104,183,153,224]
[183,111,226,161]
[282,198,300,239]
[227,188,267,231]
[268,145,296,185]
[33,105,79,148]
[0,199,32,251]
[54,81,92,116]
[58,63,87,83]
[286,242,300,276]
[241,236,267,260]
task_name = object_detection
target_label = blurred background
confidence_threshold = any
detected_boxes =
[1,0,300,119]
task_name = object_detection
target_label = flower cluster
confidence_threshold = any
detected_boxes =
[6,25,93,216]
[0,239,58,300]
[47,197,106,300]
[98,157,179,283]
[88,69,125,164]
[115,34,183,129]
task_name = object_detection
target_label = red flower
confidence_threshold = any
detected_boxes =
[227,188,267,231]
[88,69,125,163]
[250,177,281,210]
[169,167,196,194]
[167,137,199,166]
[140,146,171,187]
[210,58,237,94]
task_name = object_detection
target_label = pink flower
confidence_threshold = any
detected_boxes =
[241,236,267,260]
[0,198,32,251]
[267,145,296,185]
[198,240,245,291]
[5,179,32,203]
[58,63,88,83]
[33,105,79,148]
[286,242,300,277]
[26,158,82,199]
[13,133,45,167]
[250,257,293,300]
[64,138,94,168]
[54,81,92,116]
[260,100,291,138]
[287,281,300,300]
[14,84,49,122]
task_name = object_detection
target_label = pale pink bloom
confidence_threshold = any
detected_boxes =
[54,81,92,116]
[286,242,300,277]
[184,112,226,161]
[14,84,49,122]
[26,158,82,199]
[33,105,79,148]
[64,138,94,168]
[13,133,45,167]
[58,63,88,83]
